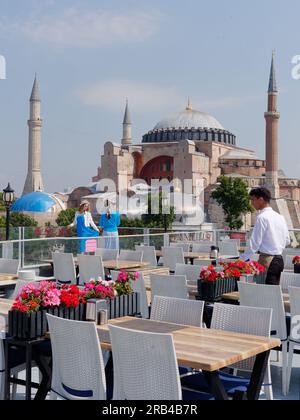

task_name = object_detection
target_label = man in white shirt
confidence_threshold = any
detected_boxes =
[241,187,290,285]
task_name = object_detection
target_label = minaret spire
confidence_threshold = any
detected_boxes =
[122,98,132,146]
[265,51,280,198]
[22,75,44,195]
[268,50,277,93]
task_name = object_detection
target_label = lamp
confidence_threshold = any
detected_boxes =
[2,183,14,240]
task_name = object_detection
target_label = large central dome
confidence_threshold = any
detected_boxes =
[142,102,236,146]
[154,108,224,131]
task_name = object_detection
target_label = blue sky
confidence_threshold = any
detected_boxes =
[1,0,300,195]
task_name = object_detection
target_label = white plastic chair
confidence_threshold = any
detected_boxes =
[108,324,182,400]
[220,238,241,248]
[95,248,119,261]
[162,247,184,272]
[135,246,157,268]
[175,264,200,285]
[238,282,288,395]
[219,242,239,258]
[52,252,77,285]
[280,272,300,294]
[46,314,107,400]
[286,286,300,394]
[150,274,188,302]
[110,270,149,319]
[192,243,212,253]
[77,254,105,285]
[17,270,37,281]
[170,243,191,252]
[285,255,296,271]
[151,296,204,327]
[119,250,143,263]
[0,258,20,274]
[211,303,273,400]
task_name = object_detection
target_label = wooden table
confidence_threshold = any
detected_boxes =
[222,291,291,313]
[97,317,280,400]
[156,250,211,265]
[0,298,14,320]
[0,273,18,281]
[103,261,150,271]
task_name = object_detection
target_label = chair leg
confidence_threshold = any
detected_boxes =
[12,373,18,399]
[281,341,288,396]
[286,341,295,395]
[263,363,273,400]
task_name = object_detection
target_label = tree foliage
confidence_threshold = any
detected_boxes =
[0,212,38,227]
[56,208,77,227]
[211,176,253,230]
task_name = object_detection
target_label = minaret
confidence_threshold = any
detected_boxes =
[264,51,280,198]
[122,99,132,146]
[22,75,44,195]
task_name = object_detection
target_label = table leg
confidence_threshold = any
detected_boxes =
[4,340,11,400]
[246,350,270,401]
[33,352,52,400]
[25,343,32,401]
[202,371,229,400]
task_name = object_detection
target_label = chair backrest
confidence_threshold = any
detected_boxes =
[192,243,212,253]
[135,246,157,267]
[219,242,239,257]
[194,260,212,267]
[52,252,77,285]
[110,270,149,318]
[285,255,296,270]
[77,254,105,284]
[288,287,300,344]
[11,280,40,300]
[17,270,37,281]
[280,272,300,293]
[0,258,20,274]
[170,243,191,252]
[175,263,200,284]
[95,248,119,261]
[151,296,204,327]
[238,282,287,341]
[220,238,241,248]
[150,274,188,302]
[47,314,107,400]
[211,303,272,371]
[119,250,143,263]
[108,324,182,400]
[162,247,184,272]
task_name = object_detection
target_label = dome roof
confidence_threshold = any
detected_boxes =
[154,108,224,131]
[12,192,57,213]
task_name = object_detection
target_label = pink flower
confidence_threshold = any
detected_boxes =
[134,272,140,280]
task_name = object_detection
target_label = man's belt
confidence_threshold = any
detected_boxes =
[258,252,282,258]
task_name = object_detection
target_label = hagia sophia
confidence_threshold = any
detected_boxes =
[12,53,300,233]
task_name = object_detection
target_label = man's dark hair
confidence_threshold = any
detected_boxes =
[249,187,271,203]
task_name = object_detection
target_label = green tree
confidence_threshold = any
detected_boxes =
[142,192,176,230]
[56,208,77,226]
[211,176,253,230]
[0,192,5,211]
[9,213,38,227]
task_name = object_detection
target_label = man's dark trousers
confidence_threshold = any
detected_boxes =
[266,256,284,285]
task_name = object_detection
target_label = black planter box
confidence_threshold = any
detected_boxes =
[8,303,86,340]
[294,265,300,274]
[197,278,236,302]
[108,293,139,319]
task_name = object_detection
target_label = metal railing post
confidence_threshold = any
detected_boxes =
[143,228,150,246]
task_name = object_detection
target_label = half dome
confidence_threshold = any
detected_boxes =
[12,192,57,213]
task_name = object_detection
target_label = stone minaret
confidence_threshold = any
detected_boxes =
[264,51,280,198]
[22,75,44,196]
[122,99,132,146]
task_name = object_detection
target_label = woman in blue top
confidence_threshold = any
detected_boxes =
[69,201,100,253]
[100,208,121,250]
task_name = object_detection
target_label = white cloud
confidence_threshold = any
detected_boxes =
[76,79,182,112]
[4,8,161,47]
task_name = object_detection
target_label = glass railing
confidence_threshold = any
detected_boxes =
[1,228,300,269]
